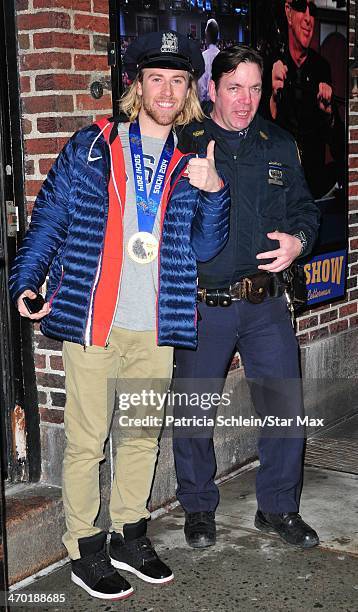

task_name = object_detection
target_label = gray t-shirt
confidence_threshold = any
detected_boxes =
[114,123,173,331]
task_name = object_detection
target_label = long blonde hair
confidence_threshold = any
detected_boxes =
[119,71,205,126]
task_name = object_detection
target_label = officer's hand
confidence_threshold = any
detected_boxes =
[317,82,332,114]
[272,60,288,99]
[187,141,223,193]
[17,289,51,320]
[256,231,302,273]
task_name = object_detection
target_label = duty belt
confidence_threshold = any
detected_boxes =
[197,272,286,307]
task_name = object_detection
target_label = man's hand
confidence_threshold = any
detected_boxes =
[270,60,288,119]
[187,140,223,193]
[272,60,288,99]
[317,82,332,114]
[17,289,51,320]
[256,231,302,273]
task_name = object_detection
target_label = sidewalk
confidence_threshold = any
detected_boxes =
[8,460,358,612]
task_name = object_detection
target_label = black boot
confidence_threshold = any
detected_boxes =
[71,531,133,600]
[255,510,319,548]
[184,511,216,548]
[109,518,173,584]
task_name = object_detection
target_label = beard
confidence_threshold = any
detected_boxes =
[141,97,186,126]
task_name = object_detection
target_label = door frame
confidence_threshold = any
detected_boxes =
[0,0,40,484]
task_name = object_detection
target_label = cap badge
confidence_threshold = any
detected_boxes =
[160,32,178,54]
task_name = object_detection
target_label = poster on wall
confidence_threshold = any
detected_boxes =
[114,0,348,309]
[254,0,348,308]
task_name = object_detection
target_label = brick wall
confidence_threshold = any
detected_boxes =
[14,1,358,466]
[347,0,358,332]
[16,0,112,424]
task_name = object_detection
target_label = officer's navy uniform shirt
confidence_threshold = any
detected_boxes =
[197,117,253,289]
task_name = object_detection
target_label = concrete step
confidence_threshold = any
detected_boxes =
[5,484,66,585]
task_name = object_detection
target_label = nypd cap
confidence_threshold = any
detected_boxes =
[123,31,205,80]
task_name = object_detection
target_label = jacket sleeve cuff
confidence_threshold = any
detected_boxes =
[292,230,308,256]
[200,179,229,205]
[10,282,39,304]
[290,229,315,259]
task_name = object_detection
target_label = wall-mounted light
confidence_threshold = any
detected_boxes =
[90,82,103,99]
[90,79,111,99]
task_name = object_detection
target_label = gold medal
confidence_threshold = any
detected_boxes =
[127,231,159,264]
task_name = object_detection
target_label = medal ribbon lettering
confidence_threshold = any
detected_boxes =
[129,119,174,234]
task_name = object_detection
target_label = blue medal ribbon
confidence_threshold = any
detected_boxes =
[129,120,174,234]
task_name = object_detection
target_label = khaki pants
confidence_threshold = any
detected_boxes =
[61,327,173,559]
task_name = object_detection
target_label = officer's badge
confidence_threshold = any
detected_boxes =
[161,32,178,54]
[268,162,284,186]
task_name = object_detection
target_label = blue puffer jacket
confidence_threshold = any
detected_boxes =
[9,119,230,349]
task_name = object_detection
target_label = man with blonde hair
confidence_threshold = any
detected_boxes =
[9,30,229,601]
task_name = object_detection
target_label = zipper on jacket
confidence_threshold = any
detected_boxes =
[104,243,124,348]
[234,154,240,278]
[166,157,190,203]
[49,265,64,306]
[156,154,188,344]
[83,251,103,349]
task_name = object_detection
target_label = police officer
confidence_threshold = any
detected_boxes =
[173,45,321,550]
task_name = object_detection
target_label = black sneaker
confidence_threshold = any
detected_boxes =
[184,511,216,548]
[254,510,320,549]
[109,518,174,584]
[71,532,133,600]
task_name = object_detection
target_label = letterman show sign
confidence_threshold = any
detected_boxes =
[304,249,347,307]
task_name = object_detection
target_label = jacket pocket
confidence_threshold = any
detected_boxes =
[253,184,289,256]
[48,266,65,306]
[260,182,287,220]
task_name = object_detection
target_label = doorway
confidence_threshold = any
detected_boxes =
[0,0,40,486]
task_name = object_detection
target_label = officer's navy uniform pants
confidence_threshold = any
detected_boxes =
[173,296,305,515]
